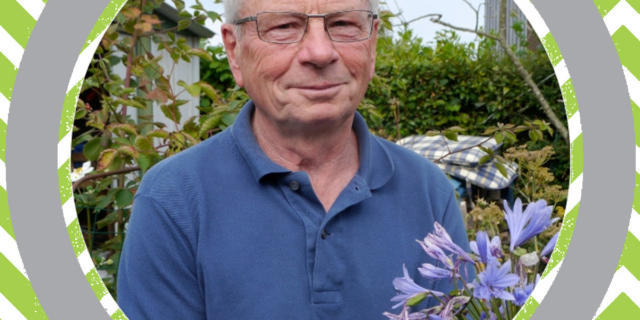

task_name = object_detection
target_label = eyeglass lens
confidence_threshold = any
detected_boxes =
[256,11,373,43]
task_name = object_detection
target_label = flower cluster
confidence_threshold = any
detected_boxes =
[385,199,560,320]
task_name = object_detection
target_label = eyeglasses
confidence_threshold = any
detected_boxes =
[233,10,378,44]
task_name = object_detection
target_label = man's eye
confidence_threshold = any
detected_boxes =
[274,23,295,29]
[331,20,354,27]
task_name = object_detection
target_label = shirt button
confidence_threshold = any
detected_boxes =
[289,180,300,191]
[321,229,330,239]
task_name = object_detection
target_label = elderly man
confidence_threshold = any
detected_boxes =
[117,0,471,319]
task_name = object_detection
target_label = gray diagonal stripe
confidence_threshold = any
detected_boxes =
[530,0,634,319]
[8,0,112,319]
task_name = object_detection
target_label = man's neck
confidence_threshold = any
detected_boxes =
[252,110,360,212]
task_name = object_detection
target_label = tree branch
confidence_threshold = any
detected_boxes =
[73,166,141,191]
[428,15,570,143]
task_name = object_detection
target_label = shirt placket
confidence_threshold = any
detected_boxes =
[280,172,372,310]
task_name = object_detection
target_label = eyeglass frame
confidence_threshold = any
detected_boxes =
[232,9,379,44]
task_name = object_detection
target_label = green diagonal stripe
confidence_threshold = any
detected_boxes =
[562,79,578,118]
[82,0,129,51]
[541,33,562,66]
[628,0,640,16]
[111,309,127,320]
[596,293,640,320]
[0,0,36,48]
[570,134,584,183]
[0,53,18,101]
[0,254,47,319]
[594,0,622,17]
[612,26,640,80]
[0,187,14,238]
[66,219,86,257]
[86,268,109,300]
[58,159,72,204]
[60,81,81,141]
[543,203,578,277]
[617,231,640,280]
[513,297,539,320]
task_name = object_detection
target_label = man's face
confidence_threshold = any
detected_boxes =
[222,0,378,130]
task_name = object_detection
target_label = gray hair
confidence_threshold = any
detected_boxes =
[223,0,380,22]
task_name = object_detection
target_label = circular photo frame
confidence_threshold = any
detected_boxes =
[1,0,639,319]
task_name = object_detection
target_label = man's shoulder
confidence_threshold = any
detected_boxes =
[374,135,447,180]
[137,129,235,195]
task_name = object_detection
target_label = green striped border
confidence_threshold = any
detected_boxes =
[593,0,640,318]
[55,2,129,319]
[511,0,583,317]
[0,0,48,318]
[2,0,638,318]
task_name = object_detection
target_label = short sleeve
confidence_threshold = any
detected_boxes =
[117,195,204,319]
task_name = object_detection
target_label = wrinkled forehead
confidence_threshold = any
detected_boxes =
[239,0,371,15]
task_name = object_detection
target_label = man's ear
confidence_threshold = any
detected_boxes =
[221,24,244,87]
[368,20,379,82]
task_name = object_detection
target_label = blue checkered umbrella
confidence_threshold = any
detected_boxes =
[396,135,518,190]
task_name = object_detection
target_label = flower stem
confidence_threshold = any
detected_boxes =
[490,299,504,320]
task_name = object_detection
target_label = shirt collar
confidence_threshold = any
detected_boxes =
[231,101,394,189]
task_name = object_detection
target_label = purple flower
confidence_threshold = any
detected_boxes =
[419,263,454,279]
[470,231,503,264]
[540,232,559,257]
[504,199,554,251]
[440,296,470,319]
[383,305,427,320]
[514,274,539,306]
[472,260,519,301]
[417,238,454,269]
[426,222,474,263]
[391,264,444,309]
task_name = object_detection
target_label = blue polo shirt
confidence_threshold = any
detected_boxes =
[117,101,471,320]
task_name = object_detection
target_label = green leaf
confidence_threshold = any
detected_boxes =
[495,161,508,178]
[147,129,170,139]
[115,189,134,208]
[529,129,542,141]
[190,48,213,61]
[84,138,102,161]
[206,11,221,22]
[185,83,201,97]
[478,155,491,166]
[108,123,138,137]
[198,82,219,101]
[406,292,427,307]
[144,65,163,80]
[116,98,147,109]
[95,188,118,212]
[135,136,155,153]
[177,19,191,31]
[161,104,182,124]
[494,132,504,144]
[198,115,222,137]
[97,149,117,170]
[443,131,458,141]
[137,154,152,173]
[96,211,118,229]
[117,145,138,158]
[173,0,185,11]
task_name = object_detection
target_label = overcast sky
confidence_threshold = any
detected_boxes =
[185,0,485,46]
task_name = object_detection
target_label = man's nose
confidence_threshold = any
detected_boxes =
[297,18,339,68]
